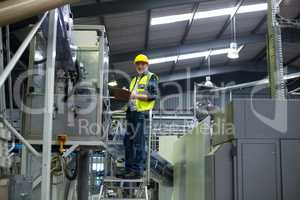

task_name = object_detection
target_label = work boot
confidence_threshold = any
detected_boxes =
[123,171,142,179]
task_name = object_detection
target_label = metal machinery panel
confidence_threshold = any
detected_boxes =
[24,94,98,141]
[205,143,233,200]
[0,176,33,200]
[236,139,281,200]
[232,99,300,139]
[23,25,109,142]
[281,140,300,200]
[173,117,210,200]
[209,99,300,200]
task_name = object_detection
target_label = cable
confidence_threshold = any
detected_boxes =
[51,153,78,181]
[63,153,79,181]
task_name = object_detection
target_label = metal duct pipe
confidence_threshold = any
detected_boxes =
[0,0,79,26]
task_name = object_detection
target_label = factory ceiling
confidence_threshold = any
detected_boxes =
[71,0,300,81]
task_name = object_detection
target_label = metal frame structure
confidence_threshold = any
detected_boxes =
[41,9,58,200]
[0,9,62,200]
[0,10,57,200]
[0,13,48,89]
[146,110,153,185]
[267,0,285,99]
[72,0,198,18]
[0,27,6,115]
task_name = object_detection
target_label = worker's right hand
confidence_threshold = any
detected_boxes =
[130,91,138,99]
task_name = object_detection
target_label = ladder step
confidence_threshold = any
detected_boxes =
[101,199,145,200]
[103,177,144,183]
[105,186,142,189]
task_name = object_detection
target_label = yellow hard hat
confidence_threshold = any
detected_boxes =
[134,54,149,64]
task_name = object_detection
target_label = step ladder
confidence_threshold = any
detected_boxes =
[99,110,154,200]
[98,177,148,200]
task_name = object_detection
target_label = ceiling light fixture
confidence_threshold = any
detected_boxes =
[227,42,239,59]
[151,3,267,25]
[34,51,44,61]
[149,56,178,65]
[149,47,242,65]
[204,50,215,88]
[228,16,239,59]
[151,13,192,26]
[194,7,234,19]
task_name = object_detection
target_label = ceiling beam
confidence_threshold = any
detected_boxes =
[72,0,201,18]
[111,34,266,63]
[251,14,267,34]
[169,1,200,74]
[159,62,267,83]
[251,11,300,62]
[180,2,200,45]
[215,0,245,39]
[286,54,300,66]
[283,12,300,66]
[144,9,151,50]
[252,46,266,63]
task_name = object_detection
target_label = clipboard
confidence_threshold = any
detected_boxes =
[110,88,131,102]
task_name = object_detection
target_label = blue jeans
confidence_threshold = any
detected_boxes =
[124,111,148,174]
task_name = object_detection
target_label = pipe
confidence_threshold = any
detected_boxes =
[1,116,41,157]
[147,110,153,185]
[41,9,58,200]
[8,138,15,153]
[207,71,300,93]
[5,25,13,113]
[6,25,15,153]
[0,12,48,90]
[0,0,79,26]
[77,150,89,200]
[0,27,6,115]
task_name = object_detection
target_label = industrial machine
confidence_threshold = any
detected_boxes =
[172,96,300,200]
[1,0,300,200]
[0,6,177,200]
[206,98,300,200]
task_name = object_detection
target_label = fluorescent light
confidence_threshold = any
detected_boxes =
[149,56,178,64]
[151,13,192,25]
[151,3,267,26]
[149,47,242,64]
[108,80,118,87]
[194,7,234,19]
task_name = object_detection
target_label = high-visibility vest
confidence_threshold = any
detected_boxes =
[129,72,158,112]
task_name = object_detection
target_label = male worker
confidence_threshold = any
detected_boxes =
[123,54,159,179]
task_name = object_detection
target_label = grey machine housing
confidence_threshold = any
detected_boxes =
[206,98,300,200]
